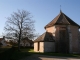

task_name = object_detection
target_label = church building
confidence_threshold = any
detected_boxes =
[34,11,80,53]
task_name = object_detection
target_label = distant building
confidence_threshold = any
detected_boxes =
[0,36,7,46]
[34,11,80,53]
[20,37,33,47]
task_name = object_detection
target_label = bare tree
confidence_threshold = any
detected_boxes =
[4,10,35,51]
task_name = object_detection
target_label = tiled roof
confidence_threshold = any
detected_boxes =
[34,32,55,42]
[45,11,80,28]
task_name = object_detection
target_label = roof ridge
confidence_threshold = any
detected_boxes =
[44,12,61,28]
[62,13,70,24]
[54,12,62,24]
[63,13,80,27]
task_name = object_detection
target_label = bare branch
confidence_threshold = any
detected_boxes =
[4,10,36,51]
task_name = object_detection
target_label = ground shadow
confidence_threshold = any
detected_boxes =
[0,47,16,60]
[1,47,80,60]
[24,53,80,60]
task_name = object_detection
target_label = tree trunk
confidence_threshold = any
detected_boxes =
[24,42,25,47]
[18,39,20,51]
[18,30,21,51]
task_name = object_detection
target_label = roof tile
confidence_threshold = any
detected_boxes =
[45,11,80,28]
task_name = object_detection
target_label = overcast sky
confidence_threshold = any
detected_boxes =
[0,0,80,37]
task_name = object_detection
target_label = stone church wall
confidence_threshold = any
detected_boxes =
[39,42,44,52]
[46,26,56,35]
[70,25,79,53]
[34,42,55,52]
[34,42,38,52]
[34,42,44,52]
[44,42,55,52]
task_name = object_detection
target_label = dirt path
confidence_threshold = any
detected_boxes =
[21,54,80,60]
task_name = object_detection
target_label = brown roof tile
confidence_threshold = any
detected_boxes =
[45,11,80,28]
[34,32,55,42]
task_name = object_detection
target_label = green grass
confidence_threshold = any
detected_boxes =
[0,47,33,60]
[21,48,34,52]
[32,52,80,58]
[40,52,80,57]
[1,47,80,60]
[0,46,11,53]
[20,48,80,58]
[10,50,31,60]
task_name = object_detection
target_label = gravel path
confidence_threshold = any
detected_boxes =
[21,54,80,60]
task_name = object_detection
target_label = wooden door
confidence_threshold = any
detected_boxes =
[59,29,69,53]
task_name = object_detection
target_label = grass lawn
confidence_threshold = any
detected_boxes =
[38,52,80,58]
[1,47,80,60]
[20,48,80,58]
[0,46,11,53]
[0,47,33,60]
